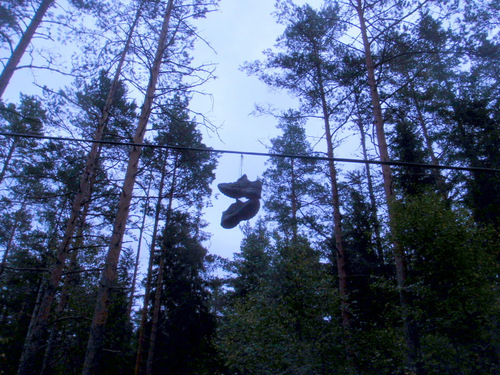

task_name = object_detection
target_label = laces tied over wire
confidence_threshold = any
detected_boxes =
[239,154,244,178]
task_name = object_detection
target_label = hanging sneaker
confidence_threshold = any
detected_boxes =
[221,199,260,229]
[218,174,262,200]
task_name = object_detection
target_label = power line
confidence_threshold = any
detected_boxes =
[1,131,499,173]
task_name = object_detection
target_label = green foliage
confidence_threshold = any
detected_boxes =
[75,70,137,141]
[144,94,218,212]
[219,227,344,374]
[387,115,438,196]
[393,194,499,373]
[263,111,324,239]
[0,0,498,374]
[244,2,346,114]
[229,221,271,298]
[0,248,44,373]
[445,97,500,225]
[149,212,223,374]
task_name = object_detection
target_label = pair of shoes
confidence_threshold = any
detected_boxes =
[218,174,262,200]
[218,175,262,229]
[221,199,260,229]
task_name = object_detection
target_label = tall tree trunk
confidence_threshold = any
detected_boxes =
[83,2,175,373]
[314,60,354,369]
[145,155,178,375]
[16,6,142,373]
[135,151,169,375]
[40,187,93,375]
[40,225,84,375]
[354,100,384,262]
[355,0,420,371]
[127,176,153,319]
[0,0,55,98]
[17,193,69,375]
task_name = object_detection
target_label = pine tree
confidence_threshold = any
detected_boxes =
[263,111,323,241]
[83,3,176,372]
[135,94,217,374]
[392,194,499,373]
[245,4,355,364]
[16,67,137,375]
[229,221,271,298]
[219,226,341,374]
[147,212,222,375]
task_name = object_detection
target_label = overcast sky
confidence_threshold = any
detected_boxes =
[3,0,335,262]
[192,0,327,260]
[194,0,363,262]
[192,1,290,259]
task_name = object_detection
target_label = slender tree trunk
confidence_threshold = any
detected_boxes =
[317,75,350,330]
[323,113,352,340]
[0,140,17,187]
[355,108,384,262]
[290,158,298,243]
[16,6,142,374]
[127,175,153,318]
[355,0,420,371]
[412,92,448,196]
[83,3,175,373]
[0,0,55,98]
[39,233,81,375]
[18,197,64,371]
[314,60,354,369]
[0,203,23,276]
[415,101,438,166]
[135,152,169,375]
[40,190,93,375]
[17,193,70,375]
[145,155,178,375]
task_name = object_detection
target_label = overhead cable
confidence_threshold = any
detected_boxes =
[1,131,499,173]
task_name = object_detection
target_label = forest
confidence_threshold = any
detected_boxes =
[0,0,498,374]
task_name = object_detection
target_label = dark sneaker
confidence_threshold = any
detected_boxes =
[218,174,262,199]
[221,199,260,229]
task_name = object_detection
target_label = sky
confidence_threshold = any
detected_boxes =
[191,0,325,260]
[191,1,291,259]
[2,0,338,263]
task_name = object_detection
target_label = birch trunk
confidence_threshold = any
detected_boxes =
[127,176,153,319]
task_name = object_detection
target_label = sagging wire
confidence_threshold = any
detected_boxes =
[0,131,499,173]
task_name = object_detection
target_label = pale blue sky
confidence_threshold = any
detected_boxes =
[193,0,351,260]
[2,0,343,262]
